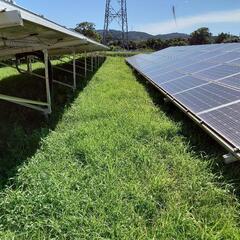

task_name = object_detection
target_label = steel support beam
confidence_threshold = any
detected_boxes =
[53,65,83,78]
[59,57,90,75]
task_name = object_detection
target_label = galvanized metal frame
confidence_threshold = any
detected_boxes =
[0,50,107,114]
[0,1,108,116]
[52,56,82,90]
[52,51,78,90]
[0,1,108,60]
[0,49,52,114]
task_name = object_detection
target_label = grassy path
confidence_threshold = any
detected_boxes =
[0,57,239,239]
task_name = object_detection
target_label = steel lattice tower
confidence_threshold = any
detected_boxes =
[103,0,129,48]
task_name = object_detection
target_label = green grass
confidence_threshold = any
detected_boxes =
[0,57,95,187]
[0,57,240,239]
[102,51,152,57]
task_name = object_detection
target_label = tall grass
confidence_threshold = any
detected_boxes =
[0,57,239,239]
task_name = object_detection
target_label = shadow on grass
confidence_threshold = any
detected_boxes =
[0,57,105,189]
[134,71,240,196]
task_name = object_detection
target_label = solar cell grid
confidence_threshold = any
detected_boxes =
[160,76,207,94]
[151,71,186,84]
[145,57,210,76]
[191,50,225,60]
[145,66,173,75]
[217,74,240,90]
[199,102,240,148]
[180,61,219,74]
[229,58,240,66]
[174,83,240,113]
[194,64,240,80]
[142,62,173,73]
[200,44,227,51]
[219,43,240,51]
[145,60,194,75]
[208,52,240,63]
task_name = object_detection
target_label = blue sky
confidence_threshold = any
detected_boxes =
[16,0,240,36]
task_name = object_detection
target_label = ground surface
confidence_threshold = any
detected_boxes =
[0,57,240,239]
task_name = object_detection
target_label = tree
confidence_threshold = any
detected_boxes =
[215,32,231,43]
[164,38,188,47]
[128,41,137,50]
[215,32,240,43]
[136,41,147,50]
[75,22,101,42]
[146,39,164,50]
[189,27,212,45]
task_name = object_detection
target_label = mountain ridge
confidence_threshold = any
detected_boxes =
[97,29,189,41]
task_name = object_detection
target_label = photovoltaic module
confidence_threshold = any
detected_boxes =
[126,43,240,160]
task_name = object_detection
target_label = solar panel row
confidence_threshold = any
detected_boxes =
[0,1,107,115]
[126,43,240,155]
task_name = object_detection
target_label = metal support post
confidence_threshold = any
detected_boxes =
[95,55,97,69]
[43,49,52,114]
[27,56,32,73]
[73,51,76,90]
[84,51,87,78]
[91,54,94,72]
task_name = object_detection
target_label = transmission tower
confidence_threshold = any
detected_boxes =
[103,0,129,49]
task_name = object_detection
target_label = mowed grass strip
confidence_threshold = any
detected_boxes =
[0,57,239,239]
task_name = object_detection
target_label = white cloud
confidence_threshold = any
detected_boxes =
[136,9,240,35]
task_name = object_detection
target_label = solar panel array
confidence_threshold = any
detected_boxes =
[0,1,108,60]
[126,43,240,154]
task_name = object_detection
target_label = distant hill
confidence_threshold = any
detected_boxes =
[97,30,189,41]
[155,33,189,40]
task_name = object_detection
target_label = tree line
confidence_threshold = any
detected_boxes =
[75,23,240,51]
[128,28,240,51]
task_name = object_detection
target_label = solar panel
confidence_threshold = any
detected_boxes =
[126,43,240,157]
[199,102,240,148]
[208,52,240,63]
[0,1,107,59]
[192,50,223,60]
[151,71,185,84]
[174,83,240,113]
[160,76,207,95]
[229,58,240,66]
[219,43,240,51]
[194,64,240,80]
[180,61,219,74]
[217,74,240,90]
[0,1,107,115]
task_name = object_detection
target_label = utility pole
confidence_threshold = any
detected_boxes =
[103,0,129,49]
